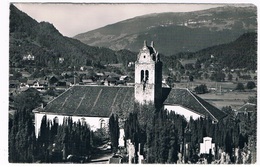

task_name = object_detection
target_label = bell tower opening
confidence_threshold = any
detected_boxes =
[141,70,144,82]
[145,70,149,82]
[134,40,162,106]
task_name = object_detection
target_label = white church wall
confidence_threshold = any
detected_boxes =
[34,113,109,138]
[164,105,203,121]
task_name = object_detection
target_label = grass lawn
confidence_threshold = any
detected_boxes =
[174,80,257,110]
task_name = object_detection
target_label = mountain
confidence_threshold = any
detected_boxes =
[164,32,257,74]
[9,4,136,69]
[9,4,256,75]
[187,32,257,70]
[74,5,257,56]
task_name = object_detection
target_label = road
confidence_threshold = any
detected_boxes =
[88,149,113,164]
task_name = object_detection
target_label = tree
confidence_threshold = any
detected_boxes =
[228,73,233,81]
[14,88,43,111]
[189,75,194,82]
[248,96,257,104]
[210,72,225,82]
[246,81,256,90]
[12,71,22,80]
[204,72,209,79]
[9,109,36,162]
[194,84,208,94]
[166,76,174,87]
[235,83,245,91]
[109,113,120,153]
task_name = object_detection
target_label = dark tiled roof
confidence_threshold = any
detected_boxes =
[27,79,36,85]
[163,88,227,122]
[42,85,134,117]
[147,46,155,54]
[9,80,19,85]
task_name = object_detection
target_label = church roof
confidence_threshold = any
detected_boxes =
[163,88,227,122]
[41,85,135,117]
[37,86,225,122]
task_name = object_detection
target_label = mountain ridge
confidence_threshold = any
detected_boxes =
[74,5,256,56]
[9,4,136,69]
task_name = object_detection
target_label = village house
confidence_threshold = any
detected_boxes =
[9,80,19,89]
[33,41,226,137]
[235,102,256,119]
[23,53,35,61]
[20,71,31,78]
[26,79,48,91]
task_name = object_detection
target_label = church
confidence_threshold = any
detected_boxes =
[33,41,227,136]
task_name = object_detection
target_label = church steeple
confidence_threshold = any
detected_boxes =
[134,40,162,106]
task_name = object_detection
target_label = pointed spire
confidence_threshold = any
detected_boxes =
[151,41,154,48]
[143,40,147,47]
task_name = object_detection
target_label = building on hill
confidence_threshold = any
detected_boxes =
[33,41,226,136]
[235,102,256,117]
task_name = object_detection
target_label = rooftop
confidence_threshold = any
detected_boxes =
[236,102,256,112]
[164,88,227,122]
[41,85,135,117]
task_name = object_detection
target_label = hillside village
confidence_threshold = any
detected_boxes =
[8,4,257,164]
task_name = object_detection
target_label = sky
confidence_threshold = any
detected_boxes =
[12,3,230,37]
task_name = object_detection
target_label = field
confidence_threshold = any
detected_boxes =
[174,80,257,110]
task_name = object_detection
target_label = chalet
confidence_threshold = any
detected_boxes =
[9,80,19,89]
[54,81,70,90]
[26,79,47,91]
[61,71,73,77]
[20,71,31,78]
[59,57,64,63]
[104,72,120,80]
[33,41,226,137]
[236,103,256,113]
[120,75,129,81]
[55,80,68,87]
[96,72,104,77]
[116,80,126,86]
[48,75,59,85]
[27,79,37,87]
[235,102,256,117]
[82,79,94,85]
[104,77,117,86]
[23,54,35,61]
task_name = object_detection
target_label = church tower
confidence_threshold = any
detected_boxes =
[134,41,162,107]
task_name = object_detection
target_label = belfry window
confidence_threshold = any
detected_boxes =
[141,70,144,82]
[145,70,149,82]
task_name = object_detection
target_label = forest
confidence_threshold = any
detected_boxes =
[123,103,257,164]
[9,111,95,163]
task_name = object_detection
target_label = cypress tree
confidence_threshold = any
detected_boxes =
[109,113,120,153]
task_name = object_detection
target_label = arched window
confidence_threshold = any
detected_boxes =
[145,70,149,82]
[100,118,105,129]
[141,70,144,82]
